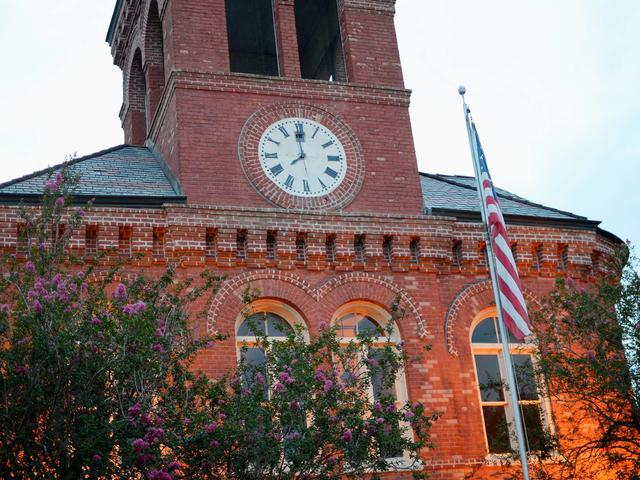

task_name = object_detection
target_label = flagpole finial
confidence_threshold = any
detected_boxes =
[458,85,466,96]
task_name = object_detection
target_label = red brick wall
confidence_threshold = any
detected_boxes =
[0,203,616,478]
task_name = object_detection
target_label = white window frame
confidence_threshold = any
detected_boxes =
[470,307,555,457]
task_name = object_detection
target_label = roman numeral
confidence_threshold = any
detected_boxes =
[303,180,310,192]
[324,167,338,179]
[295,123,304,135]
[278,126,290,138]
[321,140,334,149]
[327,155,340,162]
[270,164,284,176]
[312,126,320,139]
[267,137,280,146]
[265,152,278,159]
[318,178,328,190]
[284,175,295,189]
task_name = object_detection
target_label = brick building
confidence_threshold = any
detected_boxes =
[0,0,621,477]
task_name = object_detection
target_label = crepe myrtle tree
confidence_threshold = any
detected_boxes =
[524,246,640,480]
[0,170,439,480]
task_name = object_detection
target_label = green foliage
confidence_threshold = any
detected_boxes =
[0,170,438,479]
[529,247,640,479]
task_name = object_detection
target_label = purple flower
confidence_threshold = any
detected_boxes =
[209,439,220,449]
[55,196,65,208]
[342,430,353,442]
[323,380,334,392]
[0,304,9,314]
[313,369,326,382]
[328,415,337,424]
[77,208,85,217]
[218,413,226,422]
[132,438,149,452]
[123,300,146,315]
[205,422,218,433]
[255,372,266,385]
[404,411,415,421]
[374,401,383,412]
[148,470,172,480]
[386,403,397,412]
[15,365,29,375]
[44,179,58,192]
[155,327,165,337]
[91,316,102,326]
[182,417,192,425]
[285,431,300,441]
[25,261,35,274]
[375,417,385,424]
[152,343,164,353]
[273,382,285,393]
[319,320,328,330]
[367,357,379,367]
[167,461,181,471]
[278,371,294,384]
[566,276,576,288]
[412,401,422,410]
[112,283,127,301]
[92,454,102,462]
[55,173,64,185]
[585,351,596,362]
[128,403,142,418]
[32,300,42,313]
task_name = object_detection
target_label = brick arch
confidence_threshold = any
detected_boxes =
[207,270,427,339]
[207,270,317,336]
[444,280,541,357]
[317,273,429,339]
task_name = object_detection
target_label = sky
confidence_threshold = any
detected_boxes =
[0,0,638,245]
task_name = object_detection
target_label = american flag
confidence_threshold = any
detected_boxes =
[473,123,532,341]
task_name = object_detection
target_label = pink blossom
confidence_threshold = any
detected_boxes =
[404,411,415,421]
[145,427,165,443]
[0,304,9,314]
[278,371,294,384]
[375,417,385,424]
[55,196,65,208]
[255,372,266,385]
[323,380,334,392]
[342,430,353,442]
[112,283,127,301]
[218,413,226,422]
[182,417,192,425]
[55,173,64,185]
[386,403,397,412]
[205,422,218,433]
[132,438,149,452]
[209,439,220,449]
[44,179,58,192]
[319,320,328,330]
[152,343,164,353]
[412,401,422,410]
[155,327,165,337]
[25,261,35,274]
[374,401,383,412]
[92,454,102,462]
[273,382,285,393]
[77,208,85,217]
[32,300,42,313]
[123,300,147,315]
[217,399,226,405]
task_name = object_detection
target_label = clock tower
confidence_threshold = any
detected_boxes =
[107,0,424,214]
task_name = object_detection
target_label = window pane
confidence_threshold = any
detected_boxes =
[237,314,266,336]
[513,355,539,401]
[225,0,279,76]
[241,347,266,367]
[266,313,293,337]
[357,316,380,335]
[472,317,498,343]
[521,404,546,452]
[483,406,511,453]
[474,355,504,402]
[369,349,397,402]
[336,313,357,337]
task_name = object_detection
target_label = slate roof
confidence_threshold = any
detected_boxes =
[0,144,600,230]
[420,173,594,224]
[0,145,185,207]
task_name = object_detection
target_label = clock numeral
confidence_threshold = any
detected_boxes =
[324,167,338,179]
[318,178,328,190]
[303,179,310,192]
[270,164,284,176]
[327,155,340,162]
[265,152,278,159]
[267,137,280,146]
[295,122,305,142]
[321,140,334,149]
[284,175,295,189]
[311,126,320,139]
[278,126,290,138]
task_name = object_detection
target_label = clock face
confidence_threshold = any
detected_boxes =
[258,118,347,197]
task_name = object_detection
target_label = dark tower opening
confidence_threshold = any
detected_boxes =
[294,0,346,81]
[225,0,279,76]
[144,1,165,121]
[128,49,147,145]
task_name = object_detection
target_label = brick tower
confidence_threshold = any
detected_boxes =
[0,1,621,477]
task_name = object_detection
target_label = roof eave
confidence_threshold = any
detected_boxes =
[106,0,123,45]
[0,194,187,209]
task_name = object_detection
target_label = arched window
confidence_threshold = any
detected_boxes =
[225,0,279,76]
[471,309,551,454]
[128,49,147,145]
[332,302,410,460]
[144,1,165,121]
[235,300,306,373]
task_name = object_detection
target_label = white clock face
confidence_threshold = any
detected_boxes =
[258,117,347,197]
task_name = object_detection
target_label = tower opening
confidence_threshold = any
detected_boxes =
[144,1,165,120]
[128,49,147,145]
[294,0,346,82]
[225,0,279,76]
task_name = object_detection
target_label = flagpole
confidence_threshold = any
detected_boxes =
[458,86,531,480]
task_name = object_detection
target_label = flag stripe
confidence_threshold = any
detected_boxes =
[473,123,532,341]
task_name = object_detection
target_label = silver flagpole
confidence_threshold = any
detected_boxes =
[458,86,531,480]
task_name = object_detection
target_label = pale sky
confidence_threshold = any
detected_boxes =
[0,1,638,245]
